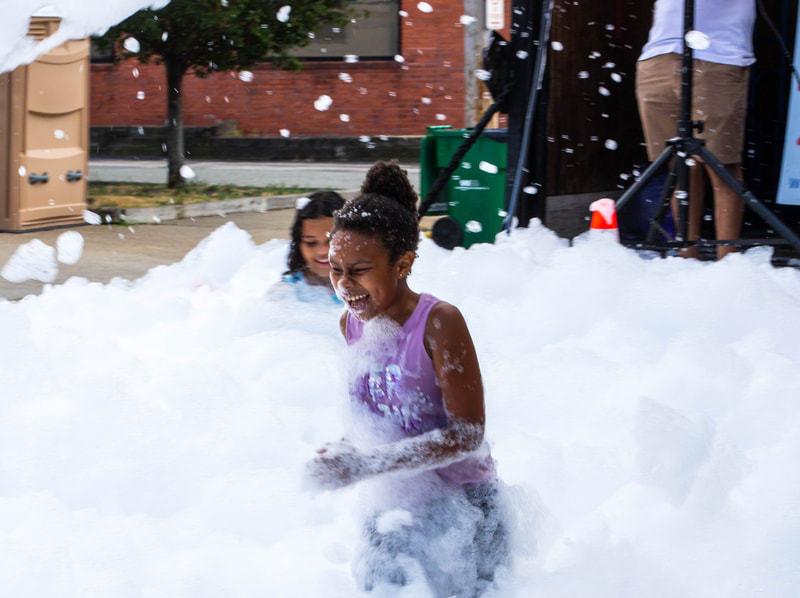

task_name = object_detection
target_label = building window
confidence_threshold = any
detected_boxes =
[90,0,400,64]
[293,0,399,60]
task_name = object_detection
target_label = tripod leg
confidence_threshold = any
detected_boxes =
[672,164,706,258]
[673,154,691,246]
[616,145,675,212]
[696,146,800,254]
[646,157,678,243]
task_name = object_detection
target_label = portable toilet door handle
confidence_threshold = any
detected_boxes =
[29,172,49,184]
[66,170,83,182]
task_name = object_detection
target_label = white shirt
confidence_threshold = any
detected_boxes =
[639,0,756,66]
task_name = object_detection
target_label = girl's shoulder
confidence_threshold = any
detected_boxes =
[422,294,459,320]
[271,271,342,305]
[424,297,471,342]
[417,292,447,317]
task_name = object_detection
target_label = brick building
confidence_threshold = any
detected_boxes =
[90,1,507,138]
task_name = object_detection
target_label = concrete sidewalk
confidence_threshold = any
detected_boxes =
[0,211,297,301]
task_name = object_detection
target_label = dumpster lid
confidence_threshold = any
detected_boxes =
[481,128,507,141]
[426,126,507,142]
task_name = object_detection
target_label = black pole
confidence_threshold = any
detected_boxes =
[504,0,553,233]
[678,0,695,139]
[673,0,696,241]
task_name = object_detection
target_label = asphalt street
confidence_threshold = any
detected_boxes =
[0,159,421,300]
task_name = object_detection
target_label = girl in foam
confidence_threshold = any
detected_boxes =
[271,190,345,303]
[306,161,508,597]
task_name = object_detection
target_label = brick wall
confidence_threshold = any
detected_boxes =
[90,1,479,138]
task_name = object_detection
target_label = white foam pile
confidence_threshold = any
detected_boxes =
[1,222,799,597]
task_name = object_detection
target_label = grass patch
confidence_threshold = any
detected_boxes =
[88,182,315,209]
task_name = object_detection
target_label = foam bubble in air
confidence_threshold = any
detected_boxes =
[277,5,291,22]
[314,95,333,111]
[123,37,140,53]
[56,231,84,265]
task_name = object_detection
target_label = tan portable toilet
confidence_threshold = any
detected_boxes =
[0,15,89,232]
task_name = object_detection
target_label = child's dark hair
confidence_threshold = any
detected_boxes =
[286,190,346,274]
[332,160,420,263]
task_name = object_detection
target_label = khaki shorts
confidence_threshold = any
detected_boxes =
[636,53,750,164]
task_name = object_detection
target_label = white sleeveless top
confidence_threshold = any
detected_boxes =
[639,0,756,67]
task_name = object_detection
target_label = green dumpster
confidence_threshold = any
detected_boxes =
[419,125,508,248]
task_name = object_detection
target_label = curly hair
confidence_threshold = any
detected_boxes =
[286,190,346,275]
[332,160,420,263]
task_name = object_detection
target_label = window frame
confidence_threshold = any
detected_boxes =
[292,0,401,62]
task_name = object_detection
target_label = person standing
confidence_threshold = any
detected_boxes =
[635,0,756,259]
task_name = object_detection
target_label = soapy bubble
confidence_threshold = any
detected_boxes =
[123,37,140,53]
[314,95,333,111]
[685,30,711,50]
[277,5,291,22]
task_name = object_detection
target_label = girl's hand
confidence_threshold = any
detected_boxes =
[305,441,370,491]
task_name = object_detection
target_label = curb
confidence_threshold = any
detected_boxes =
[92,190,360,224]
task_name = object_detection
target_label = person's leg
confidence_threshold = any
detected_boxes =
[637,54,689,253]
[635,54,682,162]
[466,481,509,584]
[692,60,749,260]
[353,514,411,590]
[707,163,745,259]
[670,164,705,258]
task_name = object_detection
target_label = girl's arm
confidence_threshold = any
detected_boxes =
[307,302,485,490]
[425,301,485,429]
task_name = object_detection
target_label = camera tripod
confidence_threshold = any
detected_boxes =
[615,0,800,257]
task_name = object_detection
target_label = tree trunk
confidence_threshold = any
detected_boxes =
[165,59,186,188]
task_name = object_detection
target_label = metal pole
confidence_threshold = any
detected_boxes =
[503,0,553,233]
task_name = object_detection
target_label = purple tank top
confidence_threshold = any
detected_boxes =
[345,293,494,487]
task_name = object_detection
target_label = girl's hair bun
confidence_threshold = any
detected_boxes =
[360,160,419,215]
[332,160,420,263]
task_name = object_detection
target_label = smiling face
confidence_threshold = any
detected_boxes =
[299,217,334,282]
[329,230,415,322]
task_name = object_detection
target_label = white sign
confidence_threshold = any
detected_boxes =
[776,17,800,205]
[486,0,504,29]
